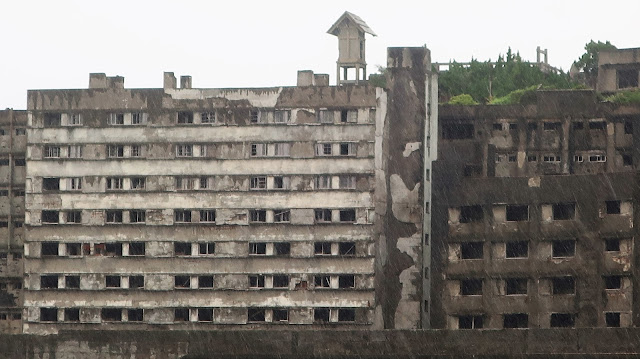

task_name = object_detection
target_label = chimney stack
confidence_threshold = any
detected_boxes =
[180,76,192,89]
[297,70,315,86]
[164,72,177,90]
[89,73,107,89]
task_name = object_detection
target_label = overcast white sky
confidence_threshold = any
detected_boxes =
[2,0,638,109]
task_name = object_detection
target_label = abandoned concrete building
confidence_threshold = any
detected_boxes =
[597,47,640,93]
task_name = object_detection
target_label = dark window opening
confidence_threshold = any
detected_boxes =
[506,205,529,222]
[550,313,574,328]
[552,240,576,258]
[42,210,59,224]
[129,276,144,289]
[177,111,194,124]
[273,309,289,322]
[40,275,58,289]
[458,315,483,329]
[506,241,528,258]
[460,279,483,296]
[604,275,622,289]
[528,122,538,131]
[622,154,633,166]
[274,242,290,256]
[463,165,482,177]
[65,275,80,289]
[460,242,483,260]
[606,312,621,327]
[64,308,80,322]
[552,277,575,295]
[42,178,60,191]
[618,69,639,89]
[552,203,575,220]
[41,242,59,256]
[273,275,289,288]
[105,243,122,256]
[129,242,145,256]
[249,209,267,223]
[40,308,58,322]
[606,200,621,214]
[249,275,265,288]
[174,242,191,256]
[248,308,265,322]
[198,276,214,288]
[509,123,517,130]
[174,308,190,322]
[460,205,483,223]
[503,313,528,328]
[338,308,356,322]
[175,276,191,288]
[543,122,560,131]
[314,242,332,255]
[589,121,606,130]
[199,242,215,255]
[605,239,621,252]
[442,124,474,140]
[624,121,633,135]
[572,122,584,130]
[314,308,330,322]
[338,242,356,256]
[44,113,61,127]
[249,242,267,255]
[105,276,121,288]
[338,275,355,288]
[106,210,123,223]
[339,209,356,222]
[314,275,330,288]
[506,278,528,295]
[492,123,503,131]
[101,308,122,322]
[128,309,143,322]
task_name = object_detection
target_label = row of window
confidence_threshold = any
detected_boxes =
[40,241,357,257]
[41,142,360,159]
[41,174,361,192]
[0,313,21,321]
[455,312,623,329]
[0,282,22,291]
[495,153,621,164]
[455,238,624,260]
[38,274,358,290]
[453,200,628,223]
[0,158,25,166]
[38,208,359,225]
[37,307,359,324]
[452,275,626,297]
[42,109,375,127]
[0,128,26,136]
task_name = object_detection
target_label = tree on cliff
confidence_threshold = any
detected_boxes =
[572,40,617,88]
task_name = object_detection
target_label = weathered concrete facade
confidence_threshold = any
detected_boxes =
[432,91,639,329]
[0,109,27,334]
[597,47,640,93]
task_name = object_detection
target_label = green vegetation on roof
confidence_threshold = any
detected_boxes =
[488,85,540,105]
[603,90,640,104]
[446,94,478,105]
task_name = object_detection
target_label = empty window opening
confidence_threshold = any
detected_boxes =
[130,210,146,223]
[606,312,621,327]
[339,275,355,288]
[339,209,356,222]
[174,242,191,256]
[250,210,267,223]
[198,276,214,288]
[503,313,528,328]
[177,111,194,124]
[341,110,357,123]
[460,205,483,223]
[199,242,215,255]
[442,124,474,140]
[622,154,633,166]
[492,123,503,131]
[339,143,356,156]
[552,277,575,295]
[508,154,517,162]
[174,308,190,322]
[543,155,561,162]
[273,275,290,288]
[273,309,289,322]
[129,276,144,289]
[40,275,59,289]
[589,121,606,130]
[624,121,633,135]
[131,177,145,189]
[65,211,82,224]
[174,210,192,223]
[199,210,216,223]
[338,242,356,256]
[552,203,575,220]
[458,315,483,329]
[42,178,60,191]
[64,308,80,322]
[460,242,483,260]
[129,242,145,256]
[505,278,528,295]
[105,276,121,288]
[274,242,290,256]
[65,275,80,289]
[41,242,59,256]
[338,308,356,322]
[314,275,331,288]
[506,205,529,222]
[249,242,267,255]
[543,122,560,131]
[104,243,123,257]
[314,242,332,255]
[604,275,622,290]
[574,155,584,162]
[66,243,81,256]
[273,209,290,223]
[605,239,621,252]
[509,123,518,130]
[40,308,58,322]
[460,279,483,296]
[174,276,191,289]
[105,210,123,223]
[589,154,606,162]
[550,313,574,328]
[128,309,143,322]
[528,123,538,131]
[315,209,332,223]
[618,69,639,89]
[107,145,124,158]
[44,113,62,127]
[606,200,621,214]
[42,210,59,224]
[313,308,330,322]
[552,240,576,258]
[248,308,266,322]
[196,308,213,322]
[249,275,265,288]
[506,241,528,258]
[101,308,122,322]
[273,176,289,189]
[572,122,584,130]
